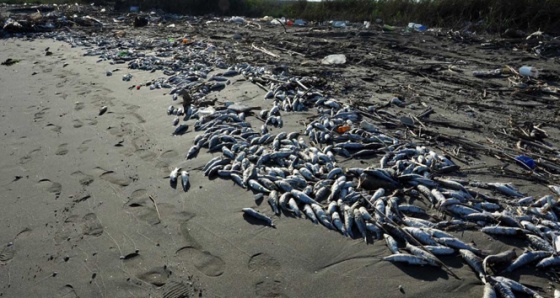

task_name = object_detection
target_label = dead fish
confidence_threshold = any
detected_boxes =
[242,208,275,227]
[170,167,180,183]
[288,198,302,217]
[353,208,368,243]
[172,116,180,126]
[405,243,441,267]
[186,145,200,160]
[311,204,334,230]
[536,255,560,268]
[435,237,481,255]
[492,276,543,298]
[526,234,555,252]
[383,253,429,266]
[459,249,486,281]
[482,282,497,298]
[180,170,189,191]
[502,250,551,273]
[402,227,437,246]
[384,234,400,254]
[290,189,319,205]
[423,245,455,255]
[488,182,524,198]
[172,124,189,136]
[483,249,517,275]
[248,179,271,194]
[268,191,280,215]
[331,212,347,236]
[303,204,318,224]
[99,106,108,115]
[481,226,526,236]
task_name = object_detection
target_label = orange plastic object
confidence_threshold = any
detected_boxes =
[336,125,351,133]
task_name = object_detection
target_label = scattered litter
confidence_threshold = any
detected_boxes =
[519,66,539,78]
[321,54,346,65]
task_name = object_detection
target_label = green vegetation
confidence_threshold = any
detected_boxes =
[3,0,559,34]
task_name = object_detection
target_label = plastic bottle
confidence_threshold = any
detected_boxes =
[408,23,427,32]
[519,66,538,78]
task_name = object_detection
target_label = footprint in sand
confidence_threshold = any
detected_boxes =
[33,107,49,122]
[72,119,83,128]
[131,136,151,151]
[0,228,34,263]
[177,220,225,277]
[160,150,179,159]
[56,285,78,298]
[0,243,16,262]
[20,147,41,164]
[254,280,286,298]
[137,267,172,286]
[124,189,160,225]
[162,281,196,298]
[46,123,61,133]
[155,161,171,177]
[248,253,281,273]
[71,171,94,186]
[108,123,133,138]
[78,139,91,153]
[37,179,62,194]
[131,112,146,124]
[55,143,69,156]
[85,118,97,126]
[74,102,84,111]
[54,215,82,243]
[123,253,171,286]
[92,167,132,187]
[176,247,225,277]
[82,213,103,236]
[136,149,157,162]
[249,254,286,297]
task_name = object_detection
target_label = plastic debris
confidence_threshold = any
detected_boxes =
[321,54,346,65]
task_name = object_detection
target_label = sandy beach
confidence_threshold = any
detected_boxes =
[1,9,560,298]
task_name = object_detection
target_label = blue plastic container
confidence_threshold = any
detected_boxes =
[515,155,536,169]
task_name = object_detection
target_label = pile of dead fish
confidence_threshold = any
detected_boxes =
[166,76,560,297]
[32,22,560,297]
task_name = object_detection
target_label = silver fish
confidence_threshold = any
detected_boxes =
[303,204,318,224]
[423,245,455,255]
[536,255,560,268]
[384,234,400,254]
[502,250,551,273]
[331,212,347,236]
[180,170,189,191]
[459,249,485,281]
[311,204,334,230]
[492,276,543,298]
[353,208,368,243]
[242,208,275,227]
[170,167,180,183]
[405,243,441,267]
[383,253,429,266]
[288,198,302,217]
[248,179,271,194]
[290,189,319,205]
[483,249,517,275]
[268,191,280,215]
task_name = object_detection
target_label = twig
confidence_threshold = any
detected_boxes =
[251,43,278,57]
[148,195,162,224]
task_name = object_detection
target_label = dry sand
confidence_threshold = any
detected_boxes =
[0,33,556,298]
